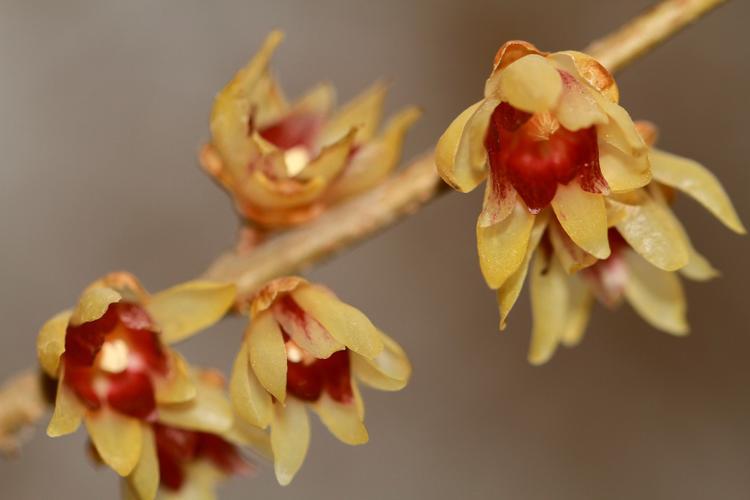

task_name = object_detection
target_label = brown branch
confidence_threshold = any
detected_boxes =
[205,0,727,299]
[0,0,728,456]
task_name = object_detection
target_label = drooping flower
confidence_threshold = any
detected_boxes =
[36,272,238,496]
[201,31,420,228]
[436,41,651,290]
[229,277,411,485]
[120,371,271,500]
[507,122,745,364]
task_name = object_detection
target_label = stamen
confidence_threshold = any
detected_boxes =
[99,339,130,374]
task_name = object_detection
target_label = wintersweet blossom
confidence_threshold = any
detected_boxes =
[201,31,420,228]
[508,122,745,364]
[436,41,650,291]
[229,277,411,485]
[36,272,237,497]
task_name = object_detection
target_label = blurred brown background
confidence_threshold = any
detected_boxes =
[1,1,749,499]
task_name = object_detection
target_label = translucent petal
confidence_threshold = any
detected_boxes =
[477,201,535,289]
[497,55,563,113]
[128,425,159,500]
[47,373,84,437]
[623,249,688,336]
[553,70,608,131]
[559,274,594,347]
[680,244,719,282]
[158,375,233,434]
[548,218,597,274]
[551,183,610,259]
[230,342,273,429]
[321,81,387,144]
[599,142,651,193]
[650,148,746,234]
[477,172,516,228]
[70,287,121,326]
[312,390,368,445]
[37,310,71,377]
[146,281,236,344]
[435,101,487,193]
[528,251,567,365]
[291,285,383,359]
[85,410,142,476]
[351,331,411,391]
[271,399,310,486]
[497,212,549,330]
[593,96,646,155]
[248,311,289,403]
[610,193,690,271]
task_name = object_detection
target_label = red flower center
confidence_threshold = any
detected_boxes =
[154,423,251,492]
[485,101,607,212]
[258,113,322,151]
[63,302,168,419]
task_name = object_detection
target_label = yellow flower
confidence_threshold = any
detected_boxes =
[436,40,650,290]
[229,277,411,485]
[512,122,745,364]
[36,272,238,498]
[201,31,420,228]
[121,371,271,500]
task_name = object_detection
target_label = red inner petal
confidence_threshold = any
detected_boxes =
[106,370,156,419]
[259,113,322,151]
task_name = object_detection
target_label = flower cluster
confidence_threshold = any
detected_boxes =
[201,31,420,228]
[36,272,268,498]
[230,277,411,485]
[436,41,744,363]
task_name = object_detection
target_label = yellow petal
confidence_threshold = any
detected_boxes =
[351,331,411,391]
[477,173,516,228]
[650,148,746,234]
[598,142,651,193]
[496,55,562,113]
[610,193,689,271]
[680,244,719,282]
[477,201,535,289]
[528,251,567,365]
[312,389,368,445]
[559,275,594,347]
[248,311,289,403]
[549,51,619,103]
[154,351,197,404]
[272,297,343,361]
[296,129,356,183]
[548,218,597,274]
[551,183,610,259]
[321,81,386,144]
[497,212,549,329]
[37,310,71,377]
[271,399,310,486]
[47,373,84,437]
[159,462,223,500]
[230,342,273,429]
[553,70,608,131]
[223,417,273,461]
[593,96,646,155]
[435,101,488,193]
[128,425,159,500]
[146,281,236,344]
[622,249,688,336]
[70,286,121,326]
[289,82,335,120]
[241,166,327,211]
[85,410,142,476]
[326,106,421,201]
[291,285,383,359]
[158,376,233,434]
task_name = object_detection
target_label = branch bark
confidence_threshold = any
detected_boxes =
[1,0,729,456]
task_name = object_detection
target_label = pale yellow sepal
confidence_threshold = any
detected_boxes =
[477,201,535,290]
[497,212,549,329]
[551,184,610,259]
[478,174,516,228]
[680,244,719,282]
[548,219,596,274]
[296,128,356,183]
[495,55,562,114]
[321,81,386,144]
[312,389,368,445]
[248,311,288,403]
[85,410,142,476]
[528,252,567,365]
[70,287,121,326]
[559,275,594,347]
[291,285,383,359]
[47,373,84,437]
[158,376,234,434]
[272,300,343,361]
[650,148,746,234]
[146,281,236,345]
[230,342,273,429]
[453,98,500,191]
[127,425,159,500]
[159,462,223,500]
[610,194,689,272]
[622,250,688,336]
[271,398,310,486]
[154,351,197,404]
[37,310,71,377]
[351,331,411,391]
[598,142,651,193]
[435,101,487,193]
